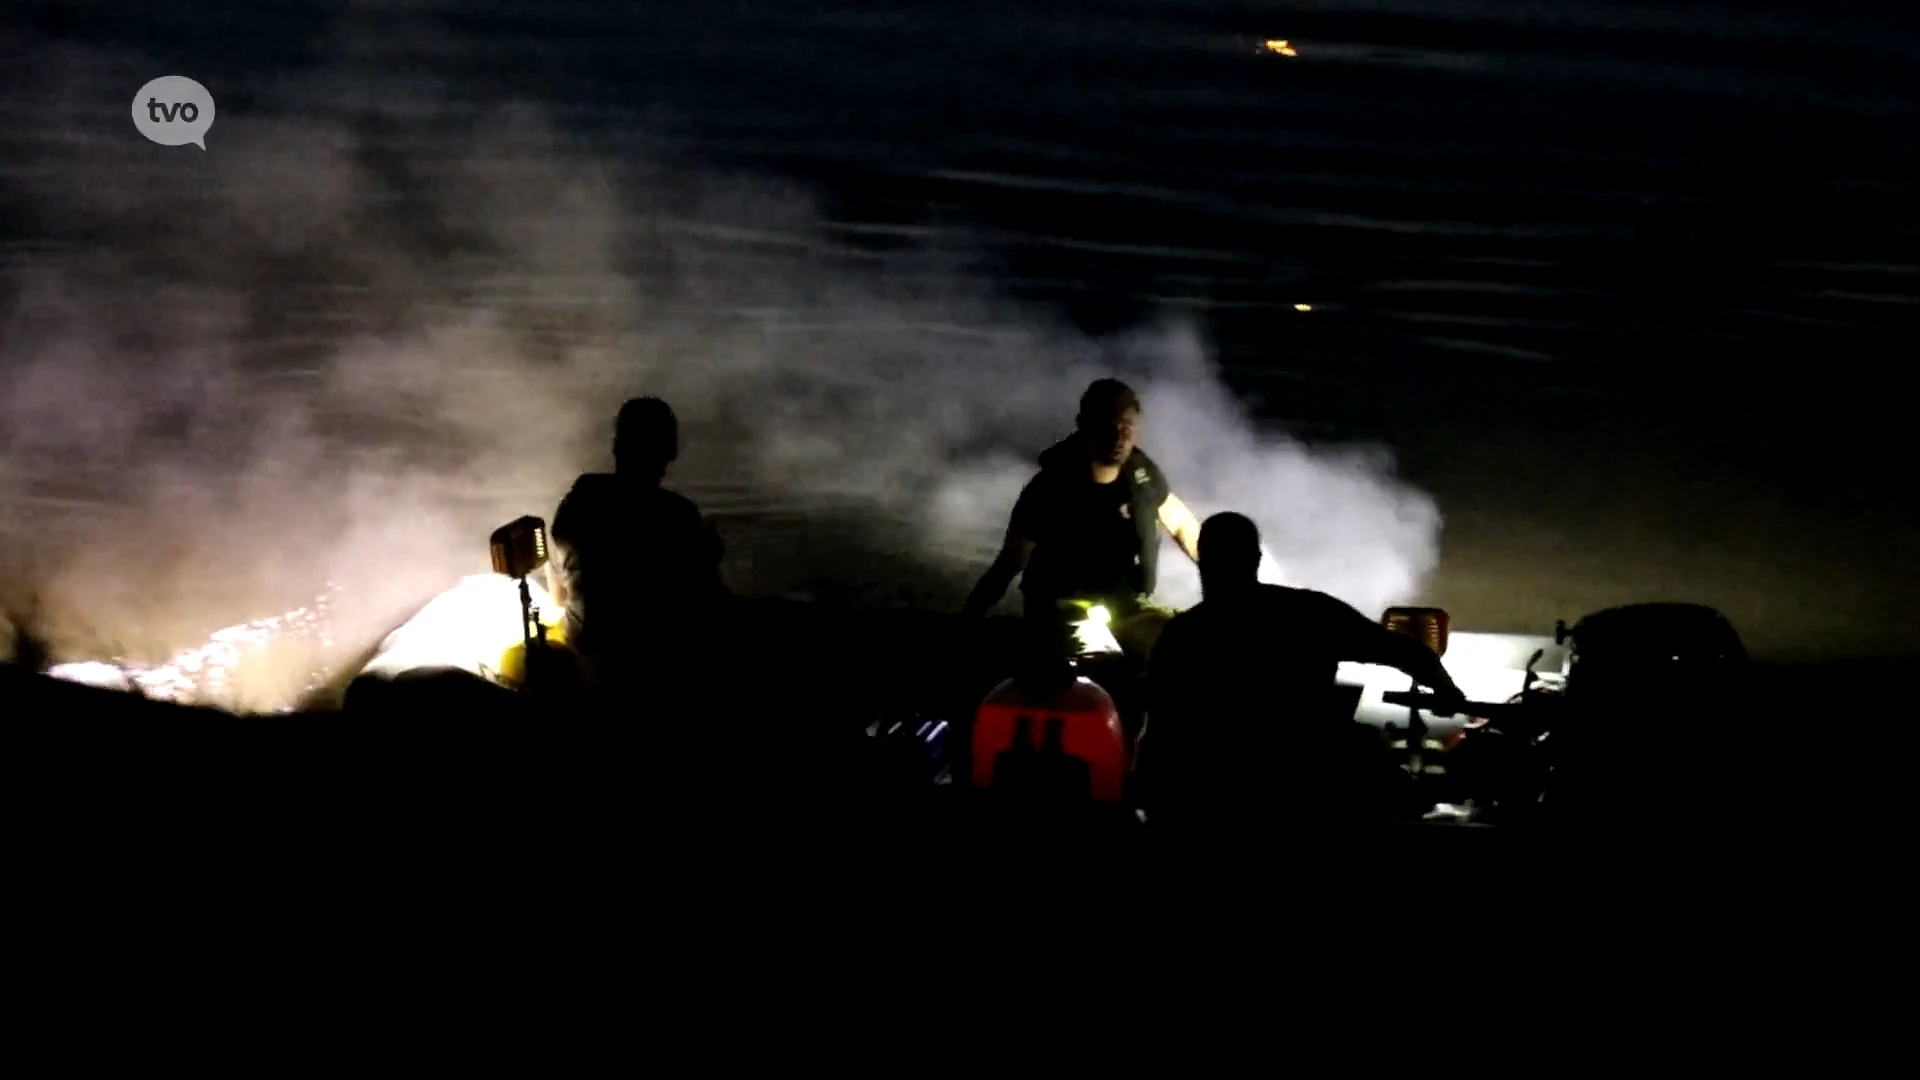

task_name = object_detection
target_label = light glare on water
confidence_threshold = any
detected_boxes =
[44,585,340,712]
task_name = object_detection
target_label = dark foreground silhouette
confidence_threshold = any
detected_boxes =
[2,604,1499,897]
[9,559,1904,977]
[9,593,1897,869]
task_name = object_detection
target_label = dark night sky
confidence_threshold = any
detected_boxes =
[4,0,1918,661]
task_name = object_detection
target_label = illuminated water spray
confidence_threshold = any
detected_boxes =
[46,582,341,711]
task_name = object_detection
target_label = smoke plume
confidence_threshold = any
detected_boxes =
[0,24,1442,704]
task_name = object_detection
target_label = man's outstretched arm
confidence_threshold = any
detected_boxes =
[1369,631,1467,713]
[961,531,1034,617]
[1156,492,1203,563]
[964,478,1044,617]
[1320,595,1467,711]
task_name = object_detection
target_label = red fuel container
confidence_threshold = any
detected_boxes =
[972,674,1128,802]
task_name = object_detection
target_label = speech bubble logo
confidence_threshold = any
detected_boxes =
[131,76,216,150]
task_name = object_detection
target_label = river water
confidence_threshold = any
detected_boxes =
[2,1,1916,689]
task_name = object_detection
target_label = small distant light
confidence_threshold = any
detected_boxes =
[1264,39,1299,57]
[1294,303,1313,312]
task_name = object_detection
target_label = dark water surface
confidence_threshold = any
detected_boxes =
[5,0,1918,661]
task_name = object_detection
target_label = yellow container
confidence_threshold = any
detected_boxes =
[493,617,573,690]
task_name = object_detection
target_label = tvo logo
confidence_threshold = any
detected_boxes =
[131,76,216,150]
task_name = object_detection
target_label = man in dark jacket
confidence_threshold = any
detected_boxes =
[961,379,1203,654]
[547,397,725,681]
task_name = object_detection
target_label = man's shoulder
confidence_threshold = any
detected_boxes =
[657,488,706,528]
[1010,468,1061,523]
[1153,604,1219,669]
[1126,448,1168,493]
[1173,586,1333,626]
[555,473,613,522]
[1251,582,1334,610]
[560,468,629,507]
[1019,462,1063,493]
[651,485,700,510]
[1162,601,1214,635]
[559,475,702,521]
[1250,585,1378,631]
[1168,598,1207,620]
[564,471,616,495]
[1167,597,1265,635]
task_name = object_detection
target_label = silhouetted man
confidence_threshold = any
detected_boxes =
[1138,512,1465,826]
[961,379,1203,655]
[548,397,724,679]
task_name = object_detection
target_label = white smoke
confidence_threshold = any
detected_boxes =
[0,19,1442,703]
[1121,322,1442,611]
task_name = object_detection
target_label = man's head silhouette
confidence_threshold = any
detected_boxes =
[1198,512,1262,598]
[613,396,677,483]
[1075,379,1141,469]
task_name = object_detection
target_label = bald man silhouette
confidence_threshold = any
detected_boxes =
[1138,512,1464,825]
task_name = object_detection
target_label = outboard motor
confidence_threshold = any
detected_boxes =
[1545,603,1748,820]
[971,654,1129,804]
[1558,602,1746,706]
